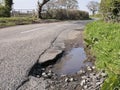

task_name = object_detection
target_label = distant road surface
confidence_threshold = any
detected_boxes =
[0,20,91,90]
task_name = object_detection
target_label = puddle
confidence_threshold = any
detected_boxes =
[53,47,92,75]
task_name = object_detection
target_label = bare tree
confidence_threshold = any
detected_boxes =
[43,0,58,10]
[87,1,99,16]
[38,0,50,19]
[58,0,78,9]
[44,0,78,10]
[65,0,78,9]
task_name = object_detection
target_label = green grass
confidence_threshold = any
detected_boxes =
[0,17,61,28]
[0,17,37,28]
[84,21,120,90]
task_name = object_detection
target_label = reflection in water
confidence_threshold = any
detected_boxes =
[53,48,92,75]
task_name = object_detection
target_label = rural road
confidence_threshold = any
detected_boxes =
[0,20,91,90]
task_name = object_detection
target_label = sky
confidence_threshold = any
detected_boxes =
[13,0,101,14]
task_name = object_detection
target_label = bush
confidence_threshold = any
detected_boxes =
[100,0,120,22]
[0,6,10,17]
[42,9,89,20]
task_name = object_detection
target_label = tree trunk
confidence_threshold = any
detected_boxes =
[37,0,50,19]
[38,5,43,19]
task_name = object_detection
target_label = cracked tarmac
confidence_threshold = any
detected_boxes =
[0,20,91,90]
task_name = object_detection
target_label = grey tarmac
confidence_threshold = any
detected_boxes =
[0,20,91,90]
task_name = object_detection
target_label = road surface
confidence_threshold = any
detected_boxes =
[0,20,90,90]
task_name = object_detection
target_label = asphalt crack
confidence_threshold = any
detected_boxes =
[28,29,65,76]
[16,29,66,90]
[34,29,65,63]
[16,78,29,90]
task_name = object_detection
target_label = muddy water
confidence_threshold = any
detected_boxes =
[53,47,92,75]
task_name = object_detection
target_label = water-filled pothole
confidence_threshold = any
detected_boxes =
[53,47,92,75]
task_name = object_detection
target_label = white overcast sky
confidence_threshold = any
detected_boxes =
[13,0,101,13]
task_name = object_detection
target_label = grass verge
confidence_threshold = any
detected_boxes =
[0,17,59,28]
[84,20,120,90]
[0,17,36,28]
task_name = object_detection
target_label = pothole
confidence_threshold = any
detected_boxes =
[28,51,64,77]
[28,47,93,77]
[28,33,92,77]
[25,34,106,90]
[53,47,92,75]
